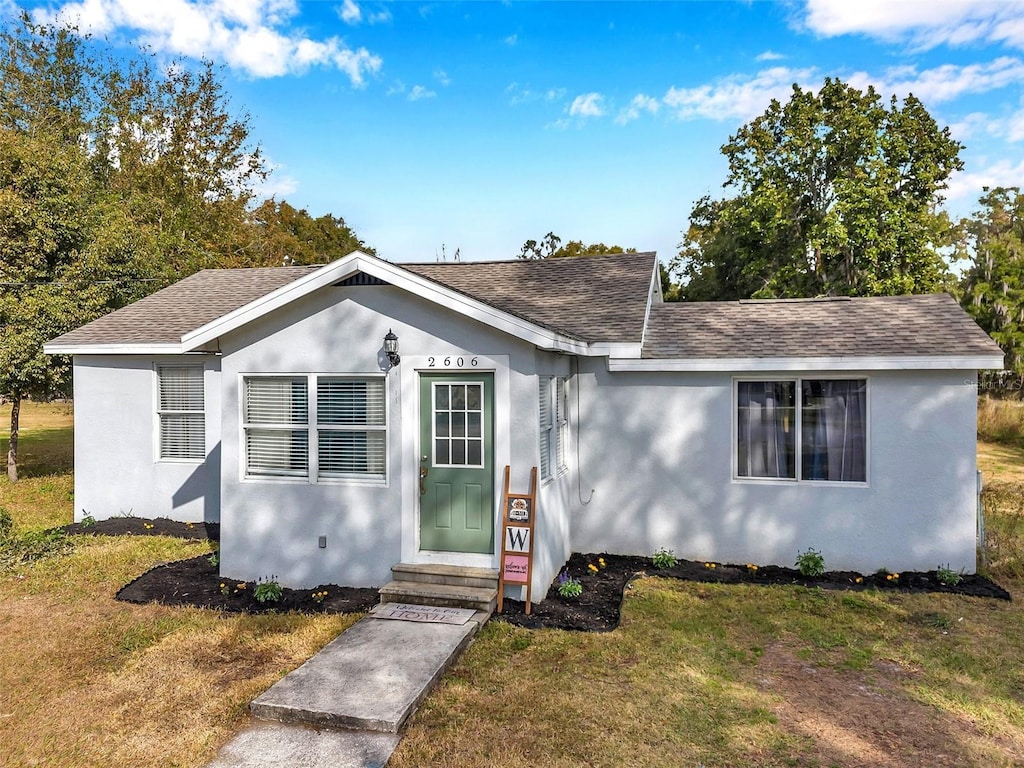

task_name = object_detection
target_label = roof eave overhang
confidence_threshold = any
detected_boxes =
[43,342,186,355]
[607,354,1005,372]
[177,251,594,356]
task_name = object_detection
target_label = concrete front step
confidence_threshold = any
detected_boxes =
[390,562,499,590]
[378,579,497,614]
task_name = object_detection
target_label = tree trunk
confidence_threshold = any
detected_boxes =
[7,394,20,483]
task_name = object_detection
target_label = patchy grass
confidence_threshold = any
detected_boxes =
[391,581,1024,768]
[0,534,360,768]
[5,400,1024,766]
[1,400,75,531]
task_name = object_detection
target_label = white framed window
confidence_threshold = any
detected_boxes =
[432,380,485,468]
[244,377,309,477]
[318,378,387,480]
[157,364,205,461]
[242,375,387,482]
[539,376,568,480]
[735,378,867,483]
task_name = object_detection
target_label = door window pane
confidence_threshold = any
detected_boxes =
[432,381,485,467]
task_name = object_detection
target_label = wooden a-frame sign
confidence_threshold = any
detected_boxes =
[497,465,537,614]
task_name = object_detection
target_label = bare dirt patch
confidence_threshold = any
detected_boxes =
[753,642,1024,767]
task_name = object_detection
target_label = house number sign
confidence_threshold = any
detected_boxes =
[497,465,538,615]
[426,355,479,368]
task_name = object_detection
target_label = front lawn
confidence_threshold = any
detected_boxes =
[2,401,1024,767]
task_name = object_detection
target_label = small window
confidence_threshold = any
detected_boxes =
[539,376,568,480]
[244,377,309,477]
[432,381,484,468]
[318,378,386,479]
[157,365,205,460]
[736,378,866,483]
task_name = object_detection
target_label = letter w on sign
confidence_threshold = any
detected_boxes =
[505,526,530,553]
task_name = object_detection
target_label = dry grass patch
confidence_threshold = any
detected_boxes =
[391,581,1024,768]
[0,535,360,768]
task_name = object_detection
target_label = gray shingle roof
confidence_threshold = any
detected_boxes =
[642,293,1003,359]
[404,252,656,343]
[47,266,318,346]
[48,252,656,348]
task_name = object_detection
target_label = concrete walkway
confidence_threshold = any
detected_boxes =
[205,606,488,768]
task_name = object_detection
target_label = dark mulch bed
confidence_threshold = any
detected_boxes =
[63,516,220,541]
[117,555,379,615]
[98,519,1011,629]
[496,552,1012,633]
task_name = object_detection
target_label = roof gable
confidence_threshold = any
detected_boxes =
[46,251,657,355]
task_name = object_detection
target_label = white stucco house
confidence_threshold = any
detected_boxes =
[45,251,1003,595]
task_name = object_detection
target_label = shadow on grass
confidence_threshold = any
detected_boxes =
[1,426,75,478]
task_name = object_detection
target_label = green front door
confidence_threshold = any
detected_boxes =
[419,373,495,553]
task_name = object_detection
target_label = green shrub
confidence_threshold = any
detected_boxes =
[936,565,963,587]
[556,571,582,599]
[254,577,283,604]
[795,547,825,578]
[652,548,678,569]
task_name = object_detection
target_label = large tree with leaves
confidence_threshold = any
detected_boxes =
[0,16,263,479]
[251,199,376,265]
[673,78,963,300]
[518,232,637,260]
[960,187,1024,372]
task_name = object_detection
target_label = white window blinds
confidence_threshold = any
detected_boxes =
[157,365,205,460]
[555,377,568,473]
[244,377,309,476]
[317,378,386,479]
[539,377,553,479]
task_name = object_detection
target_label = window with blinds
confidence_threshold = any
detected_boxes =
[244,377,309,477]
[317,378,386,479]
[539,376,568,480]
[157,365,205,460]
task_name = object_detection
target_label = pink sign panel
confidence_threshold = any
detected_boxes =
[503,554,529,583]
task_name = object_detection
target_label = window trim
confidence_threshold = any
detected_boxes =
[239,373,388,486]
[155,363,206,463]
[732,376,870,486]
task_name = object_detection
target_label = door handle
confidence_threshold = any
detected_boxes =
[419,464,428,494]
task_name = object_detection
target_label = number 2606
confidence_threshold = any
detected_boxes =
[427,356,478,368]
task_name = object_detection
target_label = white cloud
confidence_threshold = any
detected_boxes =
[434,68,451,86]
[946,158,1024,202]
[663,66,817,121]
[408,84,436,101]
[506,82,564,105]
[568,92,605,118]
[338,0,360,24]
[1009,104,1024,142]
[756,50,785,61]
[616,93,660,125]
[504,33,518,46]
[847,57,1024,105]
[802,0,1024,49]
[34,0,382,83]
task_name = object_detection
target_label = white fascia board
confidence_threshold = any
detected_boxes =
[607,354,1006,372]
[43,342,184,355]
[589,342,643,359]
[640,261,662,348]
[180,251,593,355]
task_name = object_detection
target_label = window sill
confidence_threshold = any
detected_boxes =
[732,476,869,488]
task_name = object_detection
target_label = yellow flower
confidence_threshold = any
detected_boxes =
[855,577,863,583]
[588,564,599,573]
[704,562,711,568]
[747,564,758,570]
[892,573,900,579]
[598,558,606,568]
[237,583,246,589]
[886,574,893,581]
[710,563,717,569]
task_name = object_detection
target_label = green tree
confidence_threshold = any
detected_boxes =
[672,78,963,300]
[0,130,93,480]
[960,187,1024,372]
[518,232,637,260]
[251,199,376,265]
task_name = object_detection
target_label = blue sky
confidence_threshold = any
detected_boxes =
[12,0,1024,265]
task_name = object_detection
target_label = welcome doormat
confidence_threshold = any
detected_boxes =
[371,602,477,625]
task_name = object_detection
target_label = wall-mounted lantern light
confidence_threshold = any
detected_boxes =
[384,329,401,368]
